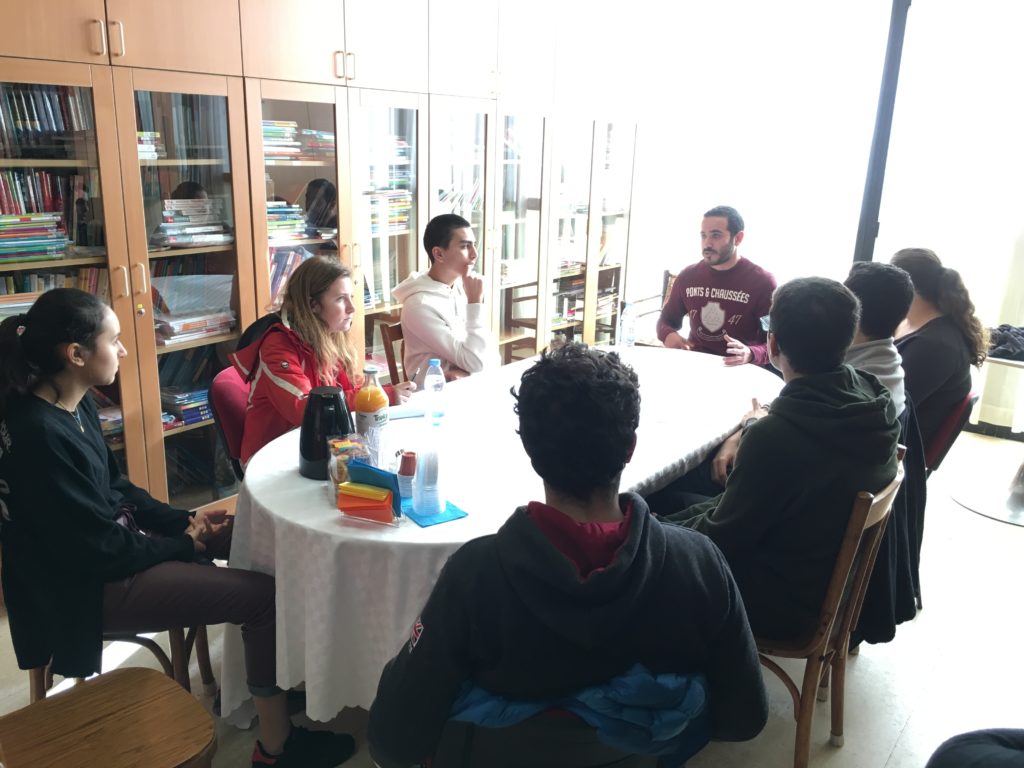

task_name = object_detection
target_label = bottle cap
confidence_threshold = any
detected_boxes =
[398,450,417,476]
[428,358,441,367]
[363,363,380,375]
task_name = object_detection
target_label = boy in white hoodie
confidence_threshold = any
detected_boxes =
[392,214,496,386]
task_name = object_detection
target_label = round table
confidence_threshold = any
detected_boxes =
[220,347,784,722]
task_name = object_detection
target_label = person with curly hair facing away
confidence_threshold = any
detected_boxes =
[890,248,988,450]
[368,344,767,767]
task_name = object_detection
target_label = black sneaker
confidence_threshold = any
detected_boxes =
[251,726,356,768]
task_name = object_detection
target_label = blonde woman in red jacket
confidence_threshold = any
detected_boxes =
[231,256,415,465]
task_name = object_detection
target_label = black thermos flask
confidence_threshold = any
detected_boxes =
[298,386,354,480]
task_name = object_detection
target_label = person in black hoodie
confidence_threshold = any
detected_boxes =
[664,277,901,644]
[369,344,767,767]
[0,289,354,768]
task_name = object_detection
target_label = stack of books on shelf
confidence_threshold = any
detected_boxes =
[154,307,236,346]
[266,201,306,242]
[596,288,619,319]
[160,386,213,430]
[0,265,109,300]
[300,129,335,158]
[0,84,94,159]
[151,198,233,249]
[0,212,69,264]
[557,259,585,278]
[269,245,312,305]
[367,190,412,236]
[90,387,124,446]
[262,121,301,159]
[136,131,167,160]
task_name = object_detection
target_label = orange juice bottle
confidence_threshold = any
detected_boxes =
[354,364,389,436]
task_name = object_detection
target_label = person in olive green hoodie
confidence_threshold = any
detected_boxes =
[663,277,900,644]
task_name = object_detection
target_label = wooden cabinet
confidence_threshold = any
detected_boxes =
[239,0,426,92]
[490,108,550,363]
[1,3,641,498]
[104,0,243,76]
[0,0,109,66]
[244,78,349,314]
[343,0,428,94]
[240,0,347,85]
[497,0,555,107]
[112,68,254,506]
[0,56,147,485]
[430,0,498,98]
[428,95,497,280]
[344,87,429,376]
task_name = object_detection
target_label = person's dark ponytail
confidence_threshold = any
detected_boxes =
[0,289,108,416]
[0,313,33,413]
[892,248,988,367]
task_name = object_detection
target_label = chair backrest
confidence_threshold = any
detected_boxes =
[381,321,405,383]
[925,390,978,474]
[209,366,249,480]
[662,270,677,307]
[760,457,905,659]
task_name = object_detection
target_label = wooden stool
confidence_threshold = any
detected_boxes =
[0,667,216,768]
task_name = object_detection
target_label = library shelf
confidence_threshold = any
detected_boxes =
[364,301,404,317]
[0,158,91,168]
[264,159,334,167]
[0,256,107,273]
[139,158,225,167]
[498,328,535,346]
[163,417,215,438]
[499,277,539,290]
[148,244,235,259]
[155,331,239,355]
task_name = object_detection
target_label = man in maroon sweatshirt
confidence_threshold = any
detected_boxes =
[657,206,776,366]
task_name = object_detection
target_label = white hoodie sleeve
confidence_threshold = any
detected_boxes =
[402,294,494,378]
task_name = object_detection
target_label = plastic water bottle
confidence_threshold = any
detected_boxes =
[423,358,445,426]
[414,359,446,515]
[619,302,636,347]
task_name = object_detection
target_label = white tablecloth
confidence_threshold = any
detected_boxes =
[220,347,783,722]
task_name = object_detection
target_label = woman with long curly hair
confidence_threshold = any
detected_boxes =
[891,248,988,449]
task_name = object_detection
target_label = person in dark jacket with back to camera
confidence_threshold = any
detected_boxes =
[368,343,767,767]
[0,289,354,768]
[662,277,901,644]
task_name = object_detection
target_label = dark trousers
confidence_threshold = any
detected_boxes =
[644,455,721,519]
[102,521,277,695]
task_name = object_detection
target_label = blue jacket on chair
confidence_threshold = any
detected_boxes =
[450,664,711,766]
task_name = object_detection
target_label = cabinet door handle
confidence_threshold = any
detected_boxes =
[114,265,129,298]
[93,19,108,57]
[345,52,356,81]
[133,263,148,294]
[110,20,126,57]
[334,50,346,80]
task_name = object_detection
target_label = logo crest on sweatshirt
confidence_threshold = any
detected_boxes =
[409,618,424,651]
[701,301,725,333]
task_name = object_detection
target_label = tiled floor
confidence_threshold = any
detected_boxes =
[1,432,1021,767]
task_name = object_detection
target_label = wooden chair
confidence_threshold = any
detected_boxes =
[662,269,677,307]
[0,667,216,768]
[757,458,905,768]
[925,390,979,477]
[380,321,406,383]
[29,626,216,704]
